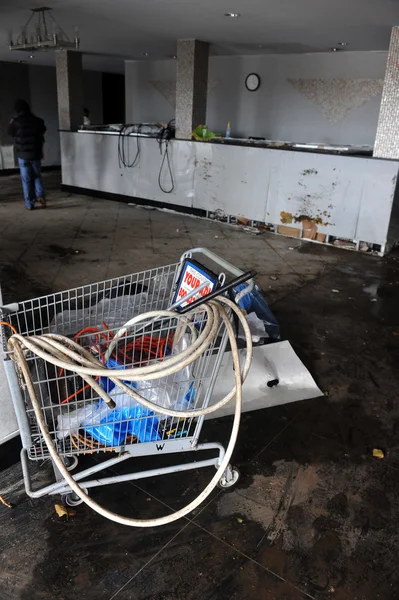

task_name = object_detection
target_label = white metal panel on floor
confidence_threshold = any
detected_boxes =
[0,351,18,444]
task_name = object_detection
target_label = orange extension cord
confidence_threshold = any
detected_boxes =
[58,323,173,404]
[0,319,174,484]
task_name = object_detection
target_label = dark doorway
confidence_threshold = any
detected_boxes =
[102,73,125,124]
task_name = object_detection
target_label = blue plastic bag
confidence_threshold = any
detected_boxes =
[83,401,160,446]
[235,284,280,341]
[99,356,126,394]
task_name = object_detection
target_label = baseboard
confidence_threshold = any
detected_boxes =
[60,184,207,218]
[0,165,61,177]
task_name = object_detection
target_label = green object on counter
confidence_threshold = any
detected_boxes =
[191,124,221,141]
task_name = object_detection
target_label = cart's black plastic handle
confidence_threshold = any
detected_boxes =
[176,269,257,314]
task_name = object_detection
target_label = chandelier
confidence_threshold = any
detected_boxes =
[9,7,79,52]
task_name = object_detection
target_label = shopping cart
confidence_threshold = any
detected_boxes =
[0,248,254,514]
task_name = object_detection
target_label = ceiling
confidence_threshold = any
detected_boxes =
[0,0,398,72]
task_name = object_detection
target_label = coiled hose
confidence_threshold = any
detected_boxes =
[9,296,252,527]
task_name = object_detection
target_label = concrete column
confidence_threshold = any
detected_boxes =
[374,27,399,158]
[176,39,209,139]
[56,50,83,131]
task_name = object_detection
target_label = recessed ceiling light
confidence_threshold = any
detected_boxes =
[338,42,348,46]
[172,55,177,59]
[257,44,263,49]
[142,52,149,56]
[224,12,240,17]
[331,47,338,52]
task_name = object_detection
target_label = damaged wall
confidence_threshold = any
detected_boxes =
[0,63,104,170]
[61,132,399,250]
[125,51,386,145]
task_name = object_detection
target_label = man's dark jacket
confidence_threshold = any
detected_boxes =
[8,112,46,160]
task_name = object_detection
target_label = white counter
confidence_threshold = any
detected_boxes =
[60,131,399,254]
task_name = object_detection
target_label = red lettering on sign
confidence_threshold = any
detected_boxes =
[199,286,210,297]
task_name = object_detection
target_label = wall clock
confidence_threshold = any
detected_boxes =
[245,73,261,92]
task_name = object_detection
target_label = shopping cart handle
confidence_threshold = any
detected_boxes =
[176,270,257,314]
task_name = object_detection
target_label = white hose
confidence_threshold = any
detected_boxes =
[9,296,252,527]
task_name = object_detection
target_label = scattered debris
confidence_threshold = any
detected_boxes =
[255,224,268,235]
[333,239,356,250]
[371,298,378,302]
[48,245,85,260]
[146,497,151,502]
[332,289,340,293]
[270,275,279,281]
[236,517,244,524]
[176,229,180,232]
[55,504,77,518]
[236,216,251,226]
[288,247,294,251]
[242,226,259,234]
[372,448,384,459]
[0,495,13,509]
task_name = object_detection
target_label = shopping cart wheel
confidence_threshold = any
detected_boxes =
[63,455,79,471]
[61,489,88,507]
[218,466,240,489]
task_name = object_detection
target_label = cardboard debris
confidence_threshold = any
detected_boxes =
[278,225,301,238]
[236,216,251,226]
[372,448,384,459]
[55,504,77,518]
[302,219,318,240]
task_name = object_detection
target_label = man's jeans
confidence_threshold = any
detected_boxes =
[17,158,45,209]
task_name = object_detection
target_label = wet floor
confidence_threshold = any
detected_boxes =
[1,172,399,599]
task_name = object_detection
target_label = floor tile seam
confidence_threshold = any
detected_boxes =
[106,466,222,524]
[250,413,302,463]
[108,521,192,600]
[191,520,316,599]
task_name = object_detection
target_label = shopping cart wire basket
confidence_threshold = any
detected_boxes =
[0,248,254,517]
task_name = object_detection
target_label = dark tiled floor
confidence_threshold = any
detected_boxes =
[1,172,399,599]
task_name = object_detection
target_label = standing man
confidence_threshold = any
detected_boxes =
[7,99,47,210]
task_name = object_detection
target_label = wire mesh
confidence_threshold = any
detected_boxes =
[1,262,230,460]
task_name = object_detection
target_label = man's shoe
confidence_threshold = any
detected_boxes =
[37,197,46,208]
